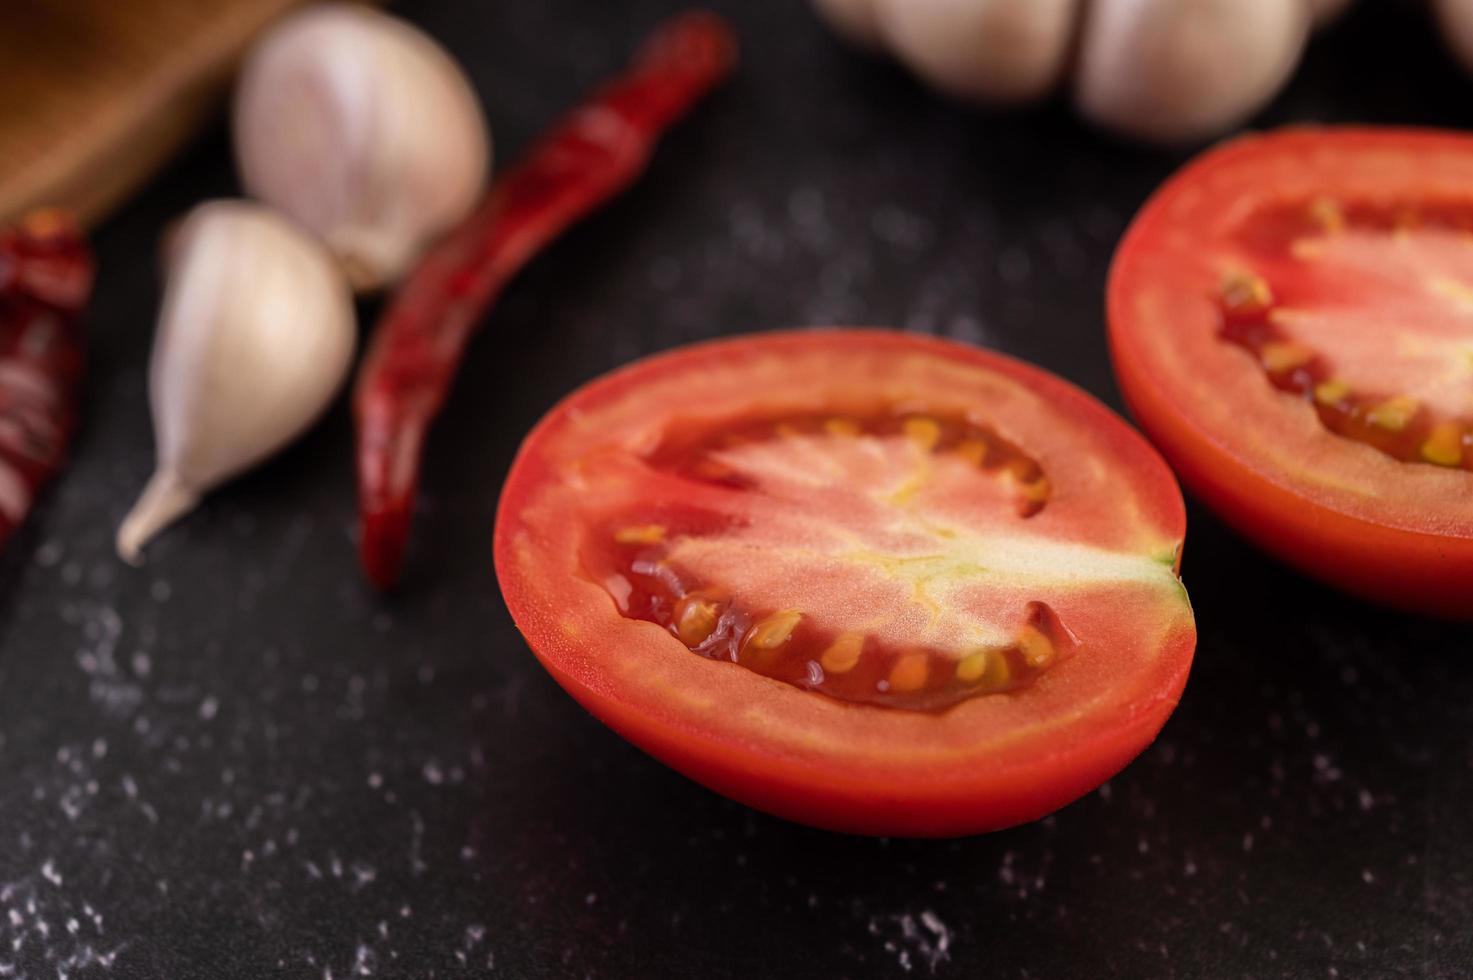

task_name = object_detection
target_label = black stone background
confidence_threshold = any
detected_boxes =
[1,1,1471,977]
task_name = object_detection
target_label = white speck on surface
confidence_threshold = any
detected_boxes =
[408,811,426,876]
[198,696,219,721]
[870,206,932,251]
[35,539,63,567]
[349,862,376,890]
[40,861,61,886]
[872,909,951,974]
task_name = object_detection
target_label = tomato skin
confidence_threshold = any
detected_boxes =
[1112,338,1473,617]
[1108,127,1473,618]
[496,329,1196,836]
[533,639,1192,837]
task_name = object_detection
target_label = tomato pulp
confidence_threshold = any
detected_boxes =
[1110,127,1473,616]
[495,330,1195,836]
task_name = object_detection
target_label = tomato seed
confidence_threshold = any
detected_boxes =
[746,611,802,650]
[674,594,721,646]
[903,416,942,451]
[956,439,989,466]
[1308,196,1346,234]
[615,524,666,544]
[1220,270,1273,315]
[1421,422,1465,467]
[887,652,929,692]
[1366,395,1419,433]
[820,632,865,673]
[1018,625,1055,669]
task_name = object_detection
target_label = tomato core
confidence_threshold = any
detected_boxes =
[1218,198,1473,471]
[580,406,1074,712]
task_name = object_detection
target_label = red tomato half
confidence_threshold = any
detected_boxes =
[1110,127,1473,617]
[495,330,1195,836]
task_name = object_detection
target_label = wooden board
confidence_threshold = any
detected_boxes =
[0,0,328,227]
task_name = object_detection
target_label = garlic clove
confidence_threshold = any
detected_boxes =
[117,200,356,563]
[812,0,886,49]
[233,4,490,292]
[1073,0,1309,145]
[116,471,199,566]
[874,0,1080,104]
[1307,0,1354,28]
[1434,0,1473,74]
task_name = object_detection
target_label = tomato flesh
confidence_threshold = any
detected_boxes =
[1109,128,1473,615]
[582,406,1079,712]
[1219,200,1473,470]
[496,330,1195,836]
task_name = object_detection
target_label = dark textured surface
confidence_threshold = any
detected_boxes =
[2,1,1471,977]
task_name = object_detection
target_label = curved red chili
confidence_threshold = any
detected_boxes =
[353,10,738,590]
[0,211,91,547]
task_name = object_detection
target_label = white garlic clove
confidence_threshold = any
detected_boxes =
[1433,0,1473,73]
[1307,0,1354,28]
[812,0,886,49]
[1074,0,1309,145]
[233,3,490,292]
[875,0,1080,104]
[117,201,356,563]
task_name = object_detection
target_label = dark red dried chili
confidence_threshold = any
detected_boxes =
[353,11,737,590]
[0,211,91,546]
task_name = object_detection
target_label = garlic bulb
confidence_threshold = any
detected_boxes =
[876,0,1081,103]
[1074,0,1309,145]
[233,4,490,291]
[117,201,355,563]
[813,0,885,48]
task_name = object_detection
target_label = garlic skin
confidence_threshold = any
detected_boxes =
[1433,0,1473,73]
[813,0,885,48]
[233,4,490,291]
[1074,0,1309,145]
[875,0,1081,103]
[117,201,355,563]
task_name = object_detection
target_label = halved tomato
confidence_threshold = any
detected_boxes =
[494,330,1195,836]
[1110,127,1473,617]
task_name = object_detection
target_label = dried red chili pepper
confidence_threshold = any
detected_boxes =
[0,211,91,547]
[354,11,737,590]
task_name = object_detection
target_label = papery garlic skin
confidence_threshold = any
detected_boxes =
[876,0,1081,104]
[1074,0,1309,145]
[234,4,490,291]
[117,201,356,563]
